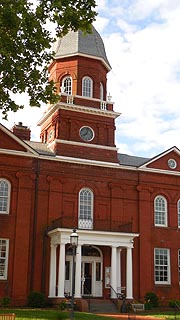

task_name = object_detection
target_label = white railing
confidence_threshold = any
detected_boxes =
[66,95,74,104]
[100,101,107,110]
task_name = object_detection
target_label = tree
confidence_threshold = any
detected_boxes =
[0,0,97,118]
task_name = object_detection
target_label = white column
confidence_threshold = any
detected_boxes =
[75,244,82,298]
[126,246,133,299]
[111,246,117,299]
[58,243,65,297]
[49,244,57,297]
[117,248,121,294]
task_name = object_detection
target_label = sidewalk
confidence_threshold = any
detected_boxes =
[97,314,164,320]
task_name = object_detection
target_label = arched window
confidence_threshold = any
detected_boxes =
[0,179,11,214]
[154,195,167,227]
[177,200,180,227]
[61,76,72,95]
[82,77,93,97]
[100,82,104,100]
[78,188,93,229]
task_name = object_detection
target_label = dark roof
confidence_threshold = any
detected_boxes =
[53,25,111,70]
[118,153,149,167]
[25,141,55,157]
[25,141,149,167]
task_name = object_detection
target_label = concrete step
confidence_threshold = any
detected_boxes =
[87,299,118,313]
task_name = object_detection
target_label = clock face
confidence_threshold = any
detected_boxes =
[80,126,94,142]
[168,158,177,169]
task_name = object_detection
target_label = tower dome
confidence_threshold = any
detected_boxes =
[53,25,111,71]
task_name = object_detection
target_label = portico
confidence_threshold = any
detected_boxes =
[48,228,139,300]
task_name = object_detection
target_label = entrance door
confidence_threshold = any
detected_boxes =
[82,262,92,295]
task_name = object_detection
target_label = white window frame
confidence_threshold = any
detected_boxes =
[78,188,93,229]
[0,239,9,280]
[62,76,72,95]
[178,200,180,228]
[100,82,104,100]
[154,248,170,284]
[178,250,180,284]
[82,76,93,97]
[0,179,11,214]
[154,195,167,227]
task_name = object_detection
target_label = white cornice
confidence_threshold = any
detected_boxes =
[48,139,118,151]
[0,148,39,158]
[48,227,139,247]
[37,101,121,126]
[138,166,180,176]
[1,143,180,175]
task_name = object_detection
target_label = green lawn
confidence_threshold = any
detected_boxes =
[0,309,116,320]
[1,308,180,320]
[143,309,180,319]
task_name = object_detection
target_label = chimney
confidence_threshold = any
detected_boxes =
[11,122,31,141]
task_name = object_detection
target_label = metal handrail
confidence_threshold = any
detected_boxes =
[175,301,180,310]
[109,285,125,300]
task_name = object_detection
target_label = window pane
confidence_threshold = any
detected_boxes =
[82,77,92,97]
[96,262,101,281]
[154,248,170,284]
[0,180,10,214]
[65,261,70,280]
[62,77,72,95]
[100,82,103,100]
[79,190,92,220]
[78,188,93,229]
[0,239,8,279]
[178,200,180,227]
[154,196,167,226]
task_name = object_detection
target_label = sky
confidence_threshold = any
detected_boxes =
[1,0,180,158]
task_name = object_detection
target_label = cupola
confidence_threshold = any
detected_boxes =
[38,25,120,163]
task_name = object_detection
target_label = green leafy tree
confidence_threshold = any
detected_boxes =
[0,0,97,118]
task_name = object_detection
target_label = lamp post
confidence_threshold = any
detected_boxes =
[70,229,78,320]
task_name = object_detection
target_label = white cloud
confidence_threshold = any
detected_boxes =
[93,16,109,33]
[98,2,180,157]
[2,1,180,158]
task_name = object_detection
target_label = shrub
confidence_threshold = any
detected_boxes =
[169,300,180,308]
[0,296,11,307]
[27,291,46,308]
[144,301,153,310]
[144,292,159,308]
[58,301,67,310]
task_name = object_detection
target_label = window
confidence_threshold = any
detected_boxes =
[0,179,11,214]
[96,262,101,281]
[82,77,93,97]
[154,195,167,227]
[178,250,180,283]
[65,261,70,280]
[178,200,180,228]
[82,246,100,257]
[0,239,9,280]
[100,82,104,100]
[154,248,170,284]
[78,188,93,229]
[61,76,72,95]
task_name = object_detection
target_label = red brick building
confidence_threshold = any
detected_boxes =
[1,26,180,307]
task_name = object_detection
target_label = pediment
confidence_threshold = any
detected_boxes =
[0,124,38,155]
[140,147,180,172]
